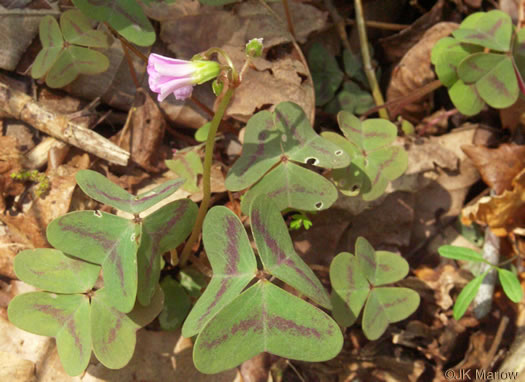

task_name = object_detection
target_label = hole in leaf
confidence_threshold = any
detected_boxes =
[315,201,323,209]
[305,157,320,166]
[94,210,102,217]
[335,150,343,156]
[351,185,359,192]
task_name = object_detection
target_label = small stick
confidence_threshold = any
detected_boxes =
[354,0,389,120]
[324,0,352,52]
[281,0,296,39]
[120,39,141,89]
[346,18,409,31]
[0,80,129,166]
[361,79,442,119]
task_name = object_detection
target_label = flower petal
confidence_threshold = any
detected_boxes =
[174,85,193,100]
[148,54,195,77]
[157,77,194,102]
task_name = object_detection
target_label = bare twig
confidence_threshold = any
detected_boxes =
[361,79,442,119]
[354,0,388,119]
[0,80,129,166]
[346,18,409,31]
[281,0,296,39]
[324,0,352,52]
[476,315,508,382]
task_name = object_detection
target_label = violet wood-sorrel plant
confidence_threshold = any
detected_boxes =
[432,10,525,116]
[10,27,421,375]
[8,169,197,375]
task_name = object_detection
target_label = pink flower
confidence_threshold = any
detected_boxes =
[147,53,221,102]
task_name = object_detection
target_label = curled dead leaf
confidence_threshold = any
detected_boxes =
[462,169,525,236]
[386,22,458,121]
[462,143,525,195]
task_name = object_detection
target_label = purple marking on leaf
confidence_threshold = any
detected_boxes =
[359,248,376,270]
[383,296,409,308]
[276,109,305,147]
[224,216,241,275]
[197,278,231,326]
[58,219,127,295]
[267,315,321,338]
[107,312,123,344]
[138,202,189,295]
[201,333,228,349]
[251,210,323,294]
[59,60,99,75]
[69,20,84,35]
[46,18,57,48]
[131,182,182,205]
[29,269,46,276]
[35,304,67,323]
[268,186,287,198]
[469,18,504,40]
[467,60,484,73]
[378,263,391,272]
[231,316,264,335]
[145,202,189,277]
[108,247,127,295]
[178,156,194,177]
[309,142,332,156]
[365,300,385,329]
[371,148,398,186]
[58,220,113,250]
[347,262,354,288]
[342,121,391,140]
[84,181,180,207]
[239,139,266,177]
[67,319,83,356]
[488,74,511,98]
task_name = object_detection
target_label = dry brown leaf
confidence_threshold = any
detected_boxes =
[161,0,327,57]
[121,88,167,172]
[379,0,447,63]
[0,4,56,71]
[160,0,325,122]
[386,22,458,121]
[462,143,525,195]
[0,162,84,277]
[415,264,472,311]
[226,51,313,122]
[462,169,525,236]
